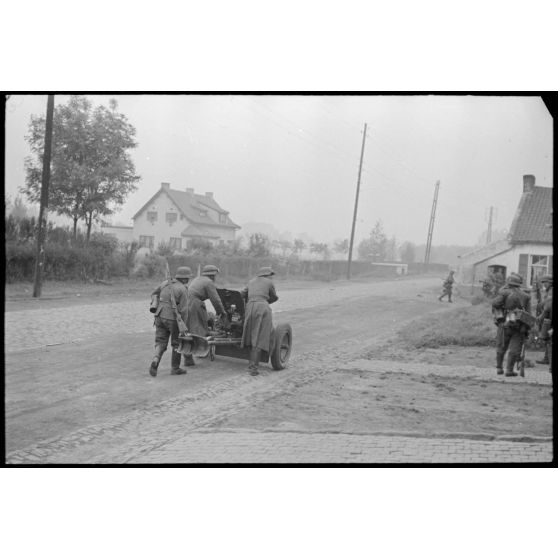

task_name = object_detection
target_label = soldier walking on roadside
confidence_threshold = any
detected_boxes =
[241,266,279,376]
[438,270,455,302]
[536,275,553,366]
[186,264,229,365]
[149,266,192,377]
[492,273,532,377]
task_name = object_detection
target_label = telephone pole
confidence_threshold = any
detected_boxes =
[486,206,494,244]
[347,123,368,280]
[33,94,55,298]
[424,180,440,265]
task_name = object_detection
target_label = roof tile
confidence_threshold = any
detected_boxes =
[509,186,553,243]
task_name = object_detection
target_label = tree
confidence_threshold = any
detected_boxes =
[310,242,330,260]
[248,233,270,257]
[292,238,306,256]
[10,195,29,220]
[333,238,349,255]
[357,220,387,261]
[385,235,398,261]
[399,241,416,263]
[22,95,140,241]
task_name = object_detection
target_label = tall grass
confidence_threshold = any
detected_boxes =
[400,302,496,348]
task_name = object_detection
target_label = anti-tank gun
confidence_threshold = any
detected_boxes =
[179,288,292,370]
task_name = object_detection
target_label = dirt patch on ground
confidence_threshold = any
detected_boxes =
[211,365,552,438]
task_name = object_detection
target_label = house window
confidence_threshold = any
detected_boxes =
[219,213,227,224]
[166,212,178,225]
[139,235,155,249]
[147,211,158,224]
[169,237,182,251]
[529,255,549,287]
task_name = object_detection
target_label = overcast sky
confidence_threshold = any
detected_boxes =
[5,94,553,246]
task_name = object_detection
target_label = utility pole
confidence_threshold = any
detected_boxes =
[347,123,368,280]
[33,94,55,298]
[424,180,440,265]
[486,206,494,244]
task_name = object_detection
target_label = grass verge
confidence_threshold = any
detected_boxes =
[400,302,496,348]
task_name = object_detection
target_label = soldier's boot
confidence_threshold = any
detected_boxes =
[183,353,196,367]
[505,353,518,377]
[536,345,549,365]
[248,348,261,376]
[448,294,453,303]
[170,349,188,375]
[149,344,166,377]
[496,352,505,375]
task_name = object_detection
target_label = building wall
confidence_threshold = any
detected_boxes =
[459,242,553,288]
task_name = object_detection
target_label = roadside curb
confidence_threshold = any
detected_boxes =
[194,427,553,444]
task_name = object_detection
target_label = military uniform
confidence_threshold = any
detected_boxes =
[241,266,278,375]
[186,265,227,337]
[438,271,455,302]
[149,266,192,377]
[536,275,553,366]
[492,273,532,377]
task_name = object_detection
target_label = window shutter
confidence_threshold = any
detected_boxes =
[518,253,528,279]
[549,255,553,275]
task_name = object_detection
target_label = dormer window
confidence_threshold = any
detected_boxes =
[199,210,208,217]
[219,213,227,224]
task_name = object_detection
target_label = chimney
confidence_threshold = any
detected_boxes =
[186,188,194,195]
[161,182,170,191]
[523,175,535,193]
[205,192,213,199]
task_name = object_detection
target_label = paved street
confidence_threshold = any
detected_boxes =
[4,276,554,464]
[133,431,553,464]
[5,277,423,352]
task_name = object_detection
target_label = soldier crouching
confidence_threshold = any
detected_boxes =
[149,266,193,377]
[491,272,531,377]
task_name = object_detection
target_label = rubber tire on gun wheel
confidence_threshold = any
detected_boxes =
[270,323,292,370]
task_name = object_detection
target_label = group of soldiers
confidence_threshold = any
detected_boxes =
[148,264,278,378]
[491,272,553,377]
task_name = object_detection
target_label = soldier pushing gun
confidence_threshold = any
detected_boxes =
[149,265,193,377]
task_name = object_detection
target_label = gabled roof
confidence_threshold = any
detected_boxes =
[133,186,240,229]
[508,186,553,244]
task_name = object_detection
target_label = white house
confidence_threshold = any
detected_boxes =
[100,224,134,244]
[132,182,240,251]
[458,174,553,288]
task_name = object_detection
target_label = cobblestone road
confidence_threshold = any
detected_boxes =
[5,277,436,352]
[132,431,553,463]
[5,276,553,465]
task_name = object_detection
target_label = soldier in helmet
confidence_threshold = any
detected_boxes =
[536,274,553,366]
[149,266,192,377]
[438,270,455,303]
[241,266,279,376]
[186,264,229,365]
[491,272,532,377]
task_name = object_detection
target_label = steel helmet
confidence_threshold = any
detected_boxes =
[506,273,523,287]
[175,266,192,279]
[202,264,220,276]
[257,266,275,277]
